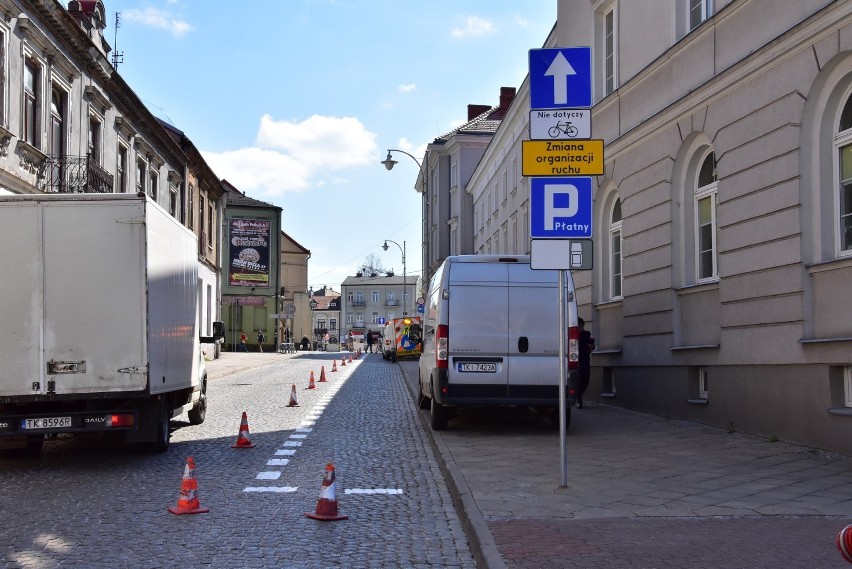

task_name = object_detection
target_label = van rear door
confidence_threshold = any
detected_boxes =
[506,264,561,402]
[446,261,509,399]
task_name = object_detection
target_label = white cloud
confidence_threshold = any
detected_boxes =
[124,7,192,37]
[397,83,416,93]
[203,114,377,196]
[450,16,495,38]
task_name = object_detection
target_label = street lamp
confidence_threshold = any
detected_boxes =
[382,239,406,315]
[309,298,318,349]
[381,149,428,295]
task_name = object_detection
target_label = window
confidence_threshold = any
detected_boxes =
[836,95,852,253]
[199,193,205,236]
[372,291,379,302]
[136,158,146,193]
[347,291,354,303]
[689,0,713,31]
[387,292,396,305]
[695,152,718,281]
[169,182,178,216]
[88,116,101,163]
[207,202,214,248]
[603,5,617,96]
[116,144,127,193]
[187,185,194,229]
[149,170,158,201]
[502,170,508,203]
[699,368,709,399]
[329,318,337,330]
[347,314,353,325]
[845,367,852,407]
[355,291,364,303]
[48,87,65,190]
[372,312,379,324]
[23,59,40,146]
[610,198,623,299]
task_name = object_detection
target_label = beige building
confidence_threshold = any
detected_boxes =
[278,230,310,345]
[460,0,852,454]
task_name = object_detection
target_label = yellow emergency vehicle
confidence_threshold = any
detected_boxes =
[381,317,422,362]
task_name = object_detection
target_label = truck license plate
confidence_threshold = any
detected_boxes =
[458,363,496,373]
[22,417,72,430]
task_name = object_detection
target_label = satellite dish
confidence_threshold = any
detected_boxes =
[284,303,296,317]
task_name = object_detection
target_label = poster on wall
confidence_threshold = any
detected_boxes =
[228,218,270,287]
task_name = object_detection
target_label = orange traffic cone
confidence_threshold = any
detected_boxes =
[168,457,209,515]
[331,360,338,372]
[231,411,256,448]
[341,357,346,367]
[305,463,348,521]
[319,366,327,382]
[307,371,316,390]
[838,524,852,563]
[287,384,299,407]
[348,354,353,364]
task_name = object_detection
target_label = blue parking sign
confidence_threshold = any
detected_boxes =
[529,177,593,238]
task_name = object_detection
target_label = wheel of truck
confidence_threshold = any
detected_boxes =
[417,373,431,410]
[147,398,171,453]
[430,392,448,431]
[188,380,207,425]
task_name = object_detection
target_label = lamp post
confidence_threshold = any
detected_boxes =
[309,298,318,350]
[381,149,429,294]
[382,239,406,315]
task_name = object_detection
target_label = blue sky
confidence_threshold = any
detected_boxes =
[106,1,555,290]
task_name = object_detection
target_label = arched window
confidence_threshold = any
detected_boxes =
[695,151,718,281]
[609,197,622,299]
[837,95,852,252]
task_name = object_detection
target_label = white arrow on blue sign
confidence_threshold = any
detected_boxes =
[529,47,592,110]
[530,177,593,239]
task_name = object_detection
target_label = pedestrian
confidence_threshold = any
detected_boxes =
[366,331,374,353]
[239,330,248,352]
[576,317,595,408]
[257,329,265,352]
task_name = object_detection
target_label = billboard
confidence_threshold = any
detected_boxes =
[228,218,270,288]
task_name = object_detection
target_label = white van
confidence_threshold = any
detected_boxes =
[418,255,580,430]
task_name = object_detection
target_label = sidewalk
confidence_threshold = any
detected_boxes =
[207,352,852,568]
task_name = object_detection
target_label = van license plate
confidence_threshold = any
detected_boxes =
[458,363,496,373]
[23,417,72,430]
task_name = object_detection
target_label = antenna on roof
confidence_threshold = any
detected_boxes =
[111,12,124,70]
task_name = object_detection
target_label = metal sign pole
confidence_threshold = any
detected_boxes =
[559,269,568,487]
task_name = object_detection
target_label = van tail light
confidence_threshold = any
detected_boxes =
[436,324,449,369]
[568,325,579,371]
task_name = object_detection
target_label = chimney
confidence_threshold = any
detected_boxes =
[499,87,516,111]
[467,104,491,121]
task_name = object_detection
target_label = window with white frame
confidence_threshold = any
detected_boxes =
[689,0,713,31]
[48,86,66,190]
[610,197,623,299]
[347,291,354,303]
[387,292,396,305]
[329,318,337,330]
[169,181,178,216]
[88,115,102,163]
[695,152,718,281]
[372,312,379,324]
[372,291,379,302]
[116,144,127,193]
[699,368,709,399]
[207,202,214,248]
[602,4,617,96]
[836,94,852,254]
[347,314,353,325]
[136,158,146,193]
[502,170,508,203]
[149,170,158,201]
[845,367,852,407]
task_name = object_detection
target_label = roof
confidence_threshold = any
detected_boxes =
[341,275,412,286]
[222,179,281,210]
[311,295,341,310]
[432,106,502,143]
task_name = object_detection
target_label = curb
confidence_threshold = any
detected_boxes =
[398,362,508,569]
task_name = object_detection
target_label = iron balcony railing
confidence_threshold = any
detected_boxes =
[349,300,366,306]
[42,155,114,194]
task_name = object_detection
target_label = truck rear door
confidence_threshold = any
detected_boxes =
[447,262,509,399]
[507,264,561,401]
[41,200,147,395]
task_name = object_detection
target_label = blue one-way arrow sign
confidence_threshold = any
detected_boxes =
[529,47,592,109]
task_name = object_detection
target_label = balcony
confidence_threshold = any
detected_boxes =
[385,299,399,307]
[41,155,114,194]
[349,300,366,307]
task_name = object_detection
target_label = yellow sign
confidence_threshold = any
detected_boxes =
[522,139,604,176]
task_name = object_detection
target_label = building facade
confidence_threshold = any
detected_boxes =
[279,230,310,346]
[340,274,417,345]
[461,0,852,454]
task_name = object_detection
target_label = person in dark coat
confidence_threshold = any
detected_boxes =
[577,317,595,408]
[366,331,375,353]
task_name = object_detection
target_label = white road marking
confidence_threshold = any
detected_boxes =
[345,489,404,495]
[267,458,289,466]
[276,449,296,456]
[283,441,302,447]
[256,472,281,480]
[243,487,298,493]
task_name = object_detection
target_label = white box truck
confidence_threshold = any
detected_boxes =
[418,255,580,430]
[0,193,213,456]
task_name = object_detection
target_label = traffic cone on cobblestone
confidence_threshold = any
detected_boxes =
[331,360,337,372]
[307,371,316,390]
[348,354,353,364]
[340,356,346,367]
[287,384,299,407]
[837,524,852,563]
[305,463,348,521]
[231,411,256,448]
[168,457,209,515]
[319,366,327,382]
